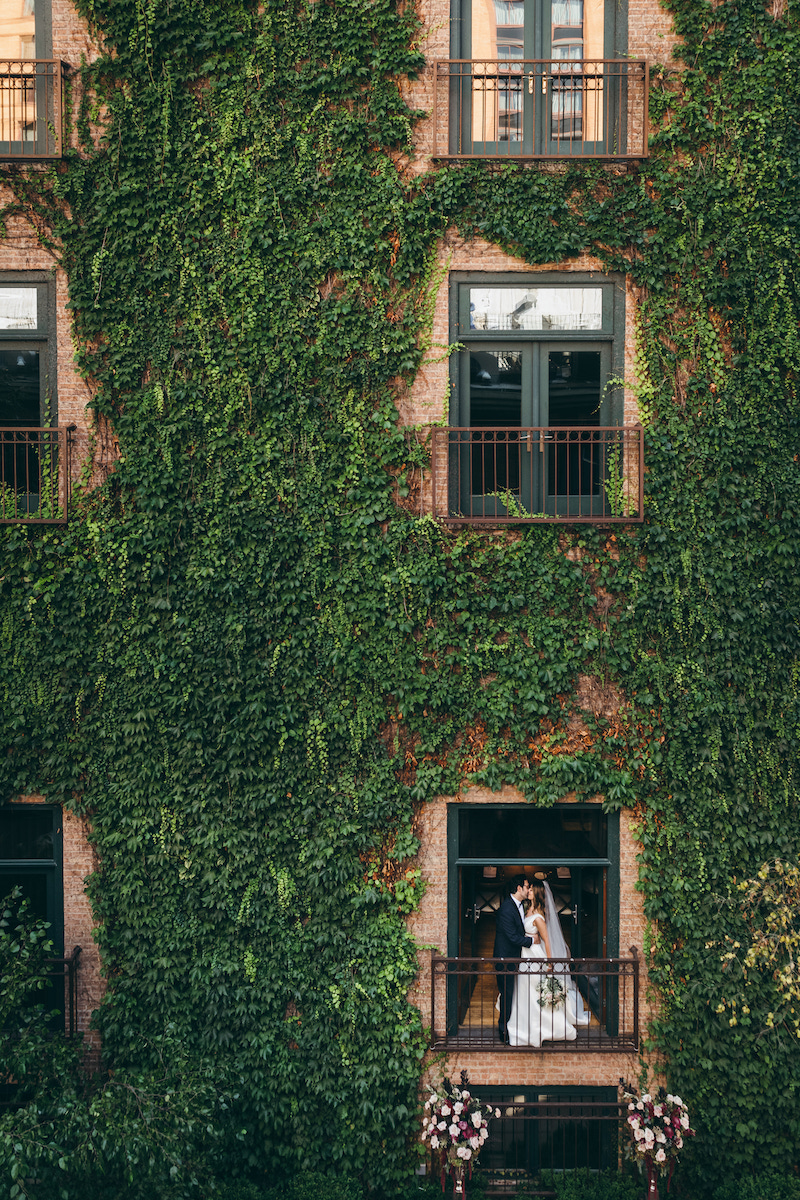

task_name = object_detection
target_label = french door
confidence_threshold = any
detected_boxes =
[463,0,614,156]
[457,340,611,516]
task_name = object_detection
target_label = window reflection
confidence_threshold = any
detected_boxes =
[469,287,602,331]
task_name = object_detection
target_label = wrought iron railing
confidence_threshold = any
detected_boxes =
[45,946,82,1037]
[432,59,648,159]
[475,1099,625,1193]
[0,425,75,523]
[0,61,68,158]
[431,425,643,523]
[430,951,639,1051]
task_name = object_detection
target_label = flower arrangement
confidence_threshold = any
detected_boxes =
[534,972,566,1010]
[421,1074,499,1196]
[622,1085,695,1198]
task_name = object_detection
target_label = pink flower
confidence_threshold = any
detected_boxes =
[449,1123,459,1138]
[680,1115,690,1129]
[676,1137,683,1149]
[441,1105,451,1117]
[430,1136,439,1150]
[656,1149,666,1163]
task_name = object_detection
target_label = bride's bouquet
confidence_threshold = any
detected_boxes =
[534,972,567,1010]
[421,1075,499,1193]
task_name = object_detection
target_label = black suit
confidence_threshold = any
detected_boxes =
[493,895,533,1040]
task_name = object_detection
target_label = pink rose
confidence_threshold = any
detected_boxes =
[655,1149,666,1163]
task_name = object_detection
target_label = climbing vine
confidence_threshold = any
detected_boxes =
[0,0,799,1195]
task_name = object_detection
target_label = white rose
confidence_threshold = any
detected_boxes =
[666,1094,674,1105]
[656,1149,666,1163]
[463,1149,472,1161]
[441,1105,451,1117]
[453,1102,464,1115]
[656,1132,666,1144]
[471,1112,483,1128]
[654,1106,663,1117]
[642,1094,652,1104]
[680,1115,690,1129]
[634,1128,645,1141]
[462,1091,470,1100]
[673,1096,683,1107]
[438,1121,447,1131]
[430,1136,439,1150]
[470,1137,480,1150]
[449,1124,459,1138]
[637,1102,644,1111]
[495,1109,501,1118]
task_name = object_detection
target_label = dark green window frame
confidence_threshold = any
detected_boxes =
[0,272,57,427]
[0,803,63,954]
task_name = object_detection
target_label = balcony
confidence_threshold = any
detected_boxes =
[0,426,76,523]
[0,61,68,159]
[431,425,643,523]
[432,59,648,160]
[429,951,640,1051]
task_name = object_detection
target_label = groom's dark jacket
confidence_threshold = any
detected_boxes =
[493,896,534,958]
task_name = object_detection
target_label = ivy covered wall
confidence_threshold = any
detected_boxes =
[1,0,799,1194]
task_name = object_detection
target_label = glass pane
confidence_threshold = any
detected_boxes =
[548,350,601,496]
[0,0,36,58]
[459,807,607,859]
[0,348,39,423]
[0,288,37,329]
[469,287,602,331]
[469,348,522,425]
[0,809,54,859]
[472,0,525,59]
[0,871,48,920]
[548,350,600,423]
[552,0,583,52]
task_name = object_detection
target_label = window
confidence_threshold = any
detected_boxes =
[435,0,647,159]
[431,273,642,522]
[0,0,63,160]
[0,274,69,522]
[0,804,63,953]
[474,1085,620,1183]
[428,804,639,1051]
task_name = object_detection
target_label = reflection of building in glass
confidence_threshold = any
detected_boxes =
[0,287,37,329]
[0,0,36,59]
[470,286,602,330]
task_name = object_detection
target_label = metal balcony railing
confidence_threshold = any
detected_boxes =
[430,951,640,1051]
[431,425,643,523]
[45,946,82,1037]
[432,59,648,159]
[0,60,68,159]
[0,425,76,523]
[472,1099,625,1193]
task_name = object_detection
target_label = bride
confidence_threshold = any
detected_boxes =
[507,881,590,1047]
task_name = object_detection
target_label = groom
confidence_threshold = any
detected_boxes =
[493,874,534,1044]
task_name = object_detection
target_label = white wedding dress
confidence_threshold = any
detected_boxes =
[508,914,579,1046]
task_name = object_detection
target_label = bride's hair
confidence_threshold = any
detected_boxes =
[529,882,546,916]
